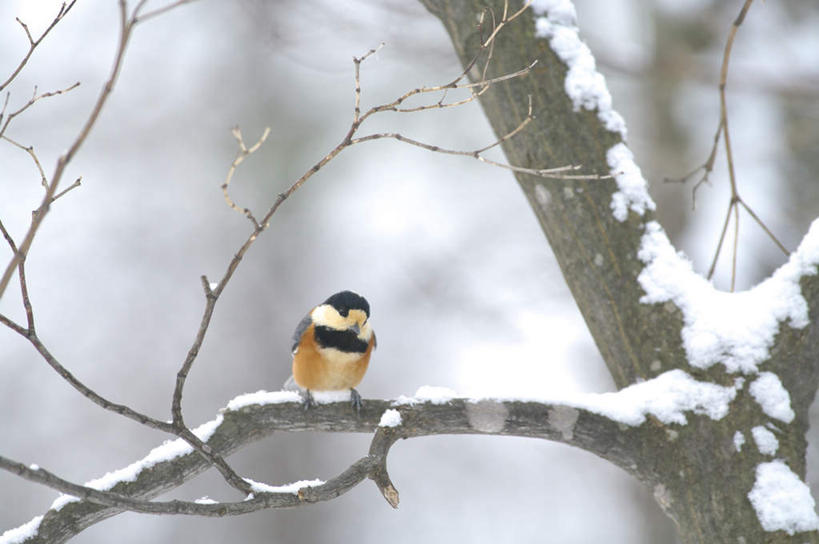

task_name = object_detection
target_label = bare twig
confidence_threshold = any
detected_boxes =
[51,177,82,203]
[221,127,271,227]
[0,82,81,140]
[170,278,255,496]
[349,97,607,181]
[1,282,254,497]
[0,0,192,300]
[0,0,252,500]
[0,0,132,299]
[0,218,18,254]
[0,1,77,92]
[0,220,34,330]
[389,61,537,114]
[672,0,788,289]
[0,311,27,336]
[663,117,722,210]
[353,43,385,124]
[134,0,201,24]
[0,452,379,516]
[3,322,175,430]
[2,135,49,189]
[739,199,788,255]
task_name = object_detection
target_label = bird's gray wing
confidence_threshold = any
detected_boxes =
[291,312,313,354]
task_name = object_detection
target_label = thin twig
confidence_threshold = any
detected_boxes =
[707,199,733,280]
[0,0,191,299]
[353,42,385,124]
[0,82,81,140]
[0,1,77,92]
[221,127,270,227]
[739,199,788,255]
[731,202,739,292]
[0,218,17,254]
[675,0,788,289]
[2,135,49,189]
[134,0,201,23]
[663,117,722,210]
[0,220,34,330]
[0,0,253,499]
[0,311,27,336]
[171,276,255,496]
[51,177,83,203]
[349,131,603,181]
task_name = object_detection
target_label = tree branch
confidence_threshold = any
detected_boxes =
[2,395,644,543]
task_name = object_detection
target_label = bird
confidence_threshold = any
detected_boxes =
[289,290,376,411]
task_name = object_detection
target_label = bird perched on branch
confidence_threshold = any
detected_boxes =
[288,290,376,411]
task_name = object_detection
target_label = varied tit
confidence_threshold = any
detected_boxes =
[290,290,376,411]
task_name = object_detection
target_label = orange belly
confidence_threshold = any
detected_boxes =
[292,325,374,390]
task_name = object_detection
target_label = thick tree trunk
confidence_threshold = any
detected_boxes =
[418,1,819,542]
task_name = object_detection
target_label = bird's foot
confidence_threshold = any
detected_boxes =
[350,388,362,413]
[301,389,315,410]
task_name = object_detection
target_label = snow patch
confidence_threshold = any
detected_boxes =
[748,460,819,535]
[751,426,779,455]
[637,219,819,374]
[379,409,402,427]
[394,385,457,406]
[607,143,656,222]
[245,478,324,495]
[225,390,301,411]
[733,431,745,452]
[532,1,626,138]
[571,369,737,426]
[531,3,662,224]
[310,390,354,404]
[749,373,795,423]
[0,516,43,544]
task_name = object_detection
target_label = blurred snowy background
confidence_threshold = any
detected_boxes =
[1,0,817,542]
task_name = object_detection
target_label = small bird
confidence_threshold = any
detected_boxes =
[290,290,376,410]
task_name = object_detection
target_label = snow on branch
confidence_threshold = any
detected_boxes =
[1,369,752,543]
[638,220,819,375]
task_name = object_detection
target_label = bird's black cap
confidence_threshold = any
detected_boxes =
[324,290,370,317]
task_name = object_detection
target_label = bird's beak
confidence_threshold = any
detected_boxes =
[350,323,361,334]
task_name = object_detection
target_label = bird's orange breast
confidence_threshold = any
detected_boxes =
[292,324,375,391]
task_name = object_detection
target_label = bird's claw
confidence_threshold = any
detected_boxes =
[350,388,362,413]
[302,390,315,410]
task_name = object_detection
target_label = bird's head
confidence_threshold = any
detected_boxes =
[311,290,373,341]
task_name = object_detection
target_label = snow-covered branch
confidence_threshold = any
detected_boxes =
[7,378,726,544]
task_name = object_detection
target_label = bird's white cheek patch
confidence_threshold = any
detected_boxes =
[311,305,347,330]
[359,322,373,343]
